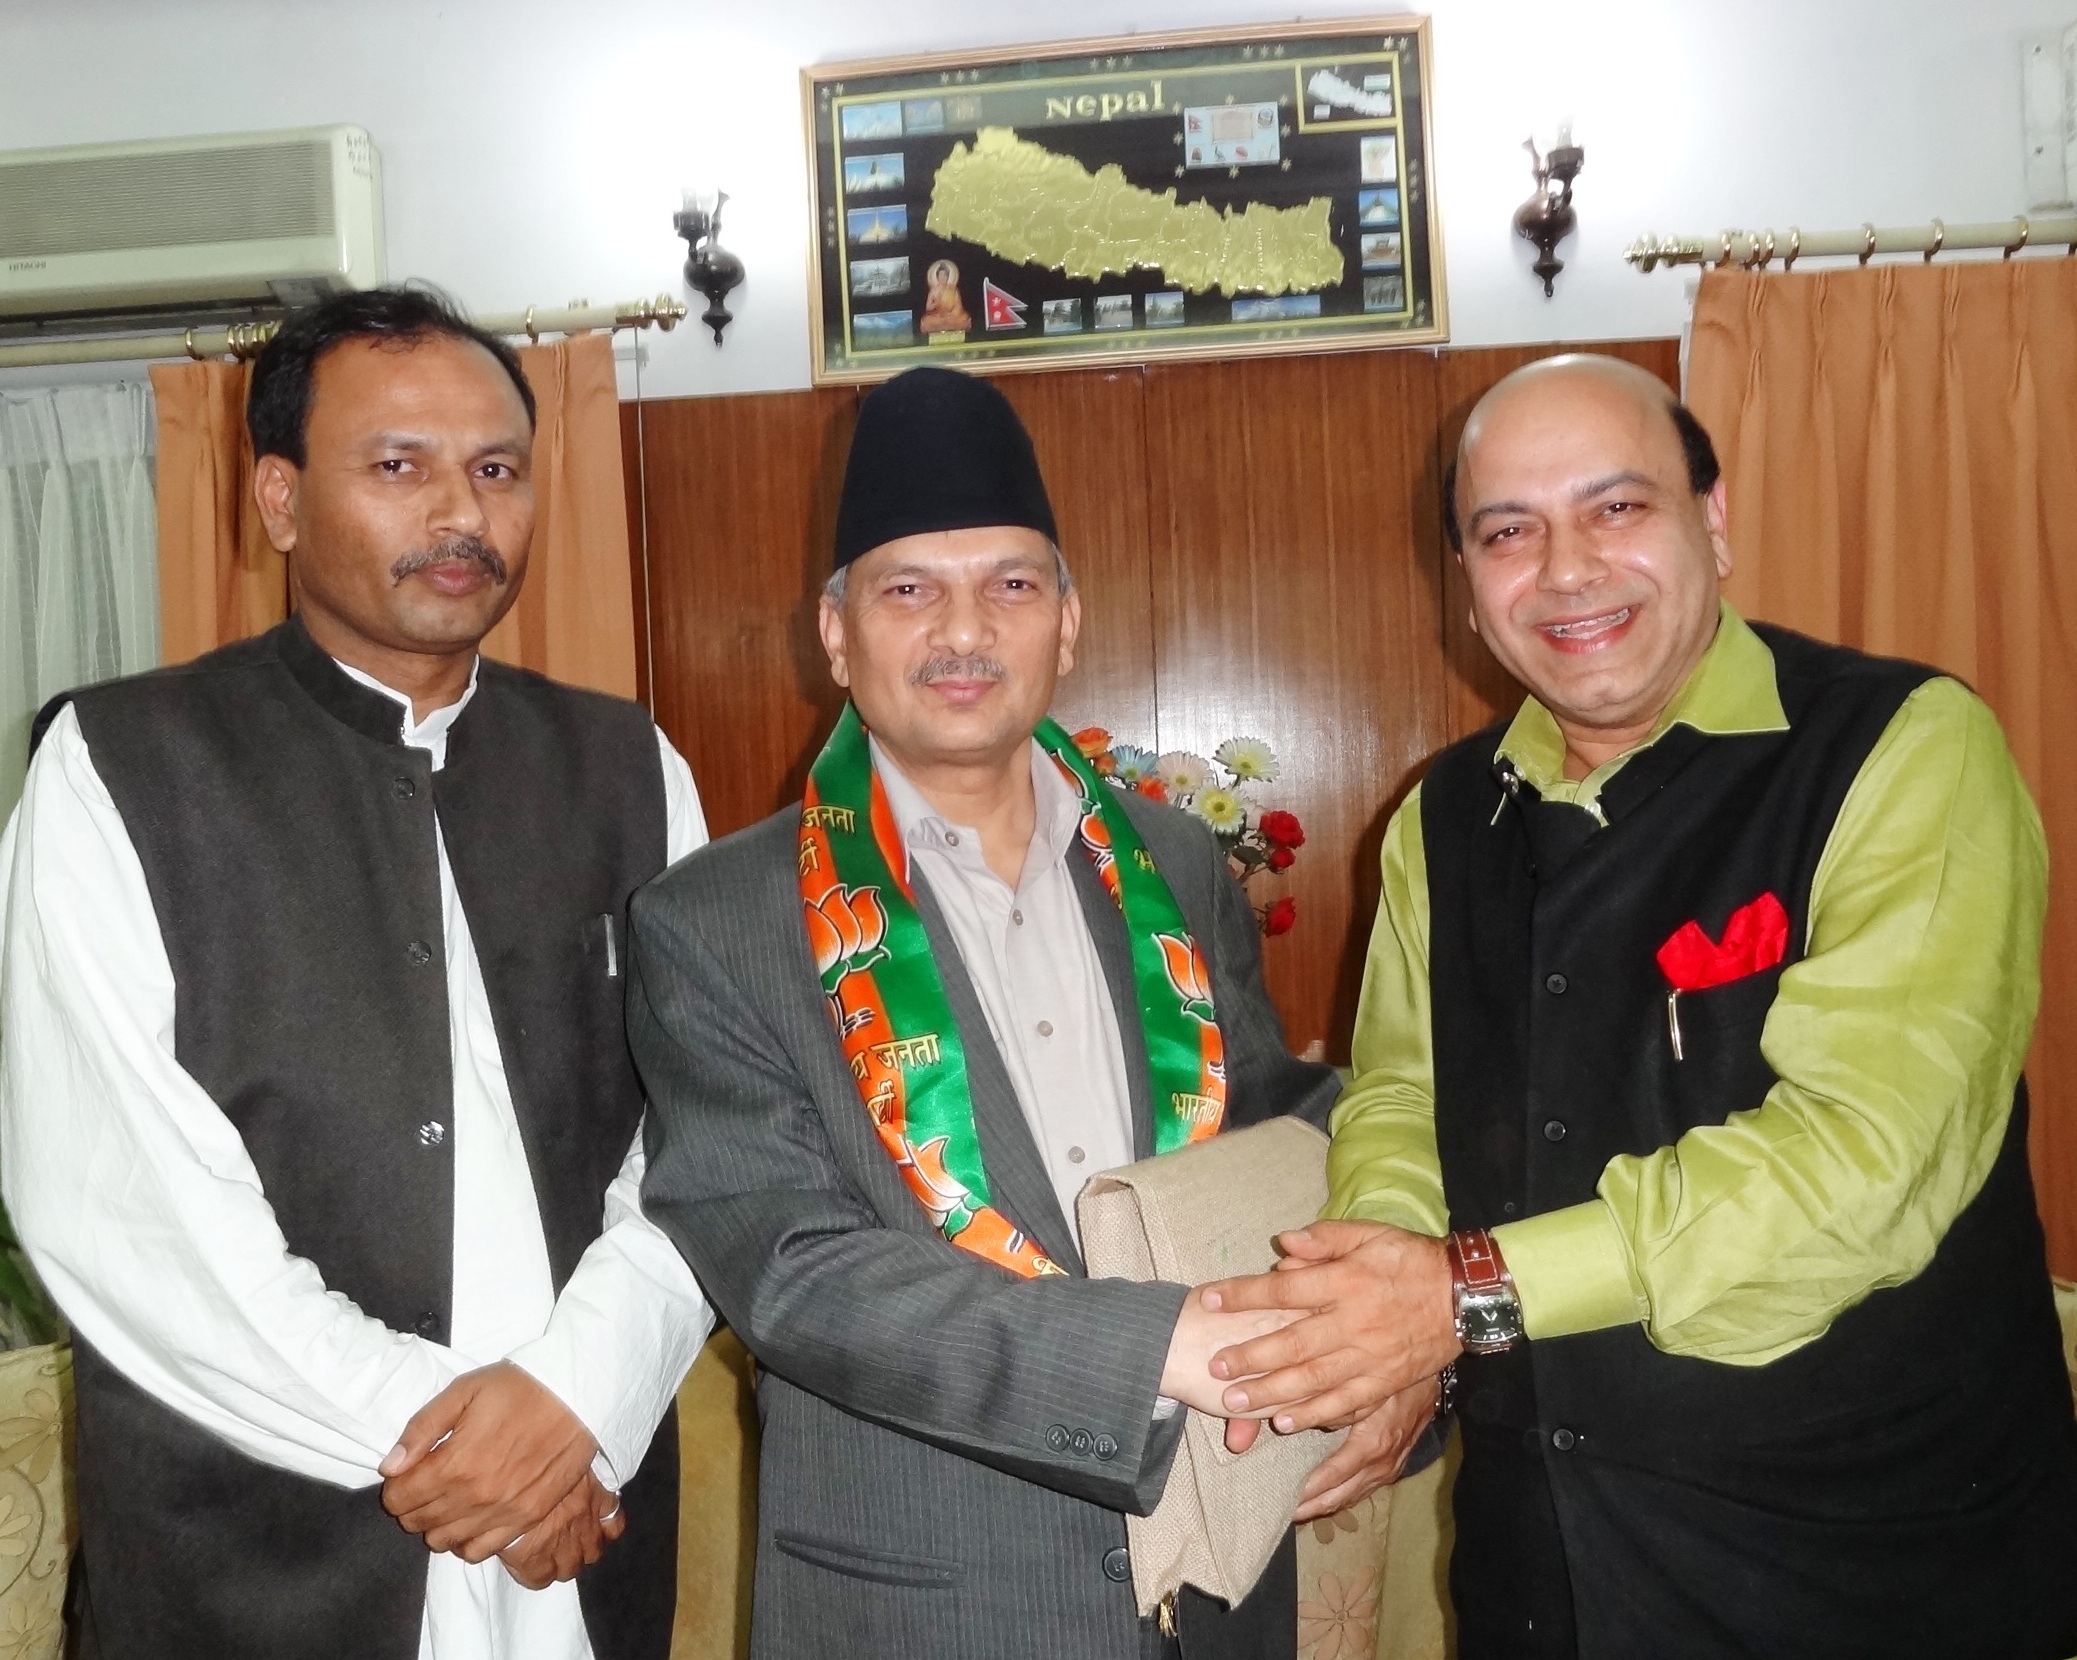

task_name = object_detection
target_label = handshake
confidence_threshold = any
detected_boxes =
[378,1361,623,1588]
[1156,1219,1463,1521]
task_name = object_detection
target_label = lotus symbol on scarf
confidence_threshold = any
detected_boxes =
[805,883,891,1030]
[897,1133,975,1230]
[1156,933,1217,1025]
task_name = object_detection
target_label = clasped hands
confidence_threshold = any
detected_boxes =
[1159,1220,1461,1521]
[379,1361,624,1589]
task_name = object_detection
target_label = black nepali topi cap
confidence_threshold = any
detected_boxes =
[832,367,1058,569]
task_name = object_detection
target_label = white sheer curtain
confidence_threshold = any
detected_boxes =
[0,383,159,818]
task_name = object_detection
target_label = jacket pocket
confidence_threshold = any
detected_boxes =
[771,1530,965,1589]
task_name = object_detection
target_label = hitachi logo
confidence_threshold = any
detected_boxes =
[6,260,47,273]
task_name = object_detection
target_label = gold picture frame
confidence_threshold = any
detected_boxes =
[802,16,1447,384]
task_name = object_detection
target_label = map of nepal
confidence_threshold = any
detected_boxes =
[925,126,1345,298]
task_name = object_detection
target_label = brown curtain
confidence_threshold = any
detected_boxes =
[1686,259,2077,1276]
[488,334,640,696]
[148,360,286,663]
[149,333,638,700]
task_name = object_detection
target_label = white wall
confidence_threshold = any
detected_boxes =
[3,0,2071,398]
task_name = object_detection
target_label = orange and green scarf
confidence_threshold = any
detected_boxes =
[800,705,1226,1277]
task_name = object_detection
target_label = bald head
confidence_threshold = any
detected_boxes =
[1446,352,1734,774]
[1446,355,1719,553]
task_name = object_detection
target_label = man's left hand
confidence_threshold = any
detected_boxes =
[1292,1375,1442,1521]
[380,1361,600,1558]
[1199,1219,1460,1432]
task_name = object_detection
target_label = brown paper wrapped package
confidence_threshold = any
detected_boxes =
[1077,1117,1344,1617]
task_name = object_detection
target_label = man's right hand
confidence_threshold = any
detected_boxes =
[1159,1287,1305,1417]
[496,1472,626,1590]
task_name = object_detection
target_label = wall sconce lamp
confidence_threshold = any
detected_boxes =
[1514,124,1585,297]
[674,189,746,343]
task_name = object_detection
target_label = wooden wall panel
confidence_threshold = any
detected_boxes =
[1141,352,1448,1057]
[625,338,1683,1057]
[992,371,1157,743]
[622,388,858,838]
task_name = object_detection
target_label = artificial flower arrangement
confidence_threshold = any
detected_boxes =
[1071,728,1305,937]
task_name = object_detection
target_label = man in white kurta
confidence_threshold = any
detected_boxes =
[0,665,713,1658]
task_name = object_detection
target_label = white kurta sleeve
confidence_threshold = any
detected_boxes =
[505,729,715,1487]
[0,705,463,1489]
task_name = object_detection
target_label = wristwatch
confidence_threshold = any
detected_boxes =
[1446,1227,1525,1353]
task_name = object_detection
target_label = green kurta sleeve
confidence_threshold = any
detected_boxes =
[1501,676,2047,1362]
[1323,785,1450,1239]
[1325,677,2048,1368]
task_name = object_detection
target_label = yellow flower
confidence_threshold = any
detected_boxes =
[1189,787,1246,834]
[1214,735,1279,783]
[1297,1567,1380,1660]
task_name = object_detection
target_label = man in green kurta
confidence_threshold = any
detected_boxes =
[1197,354,2077,1659]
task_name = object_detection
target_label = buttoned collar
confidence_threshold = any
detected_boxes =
[333,656,482,773]
[1494,601,1789,813]
[870,735,1082,890]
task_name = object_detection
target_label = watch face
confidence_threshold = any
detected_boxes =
[1459,1286,1524,1350]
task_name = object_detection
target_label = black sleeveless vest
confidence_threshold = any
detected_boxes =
[1421,625,2077,1660]
[51,618,680,1660]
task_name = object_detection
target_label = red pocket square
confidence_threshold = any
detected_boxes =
[1655,892,1790,993]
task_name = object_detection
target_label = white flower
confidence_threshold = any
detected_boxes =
[1156,751,1214,797]
[1189,787,1248,834]
[1214,735,1278,783]
[1109,743,1157,784]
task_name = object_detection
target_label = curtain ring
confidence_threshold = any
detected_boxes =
[1717,229,1735,268]
[1782,227,1801,272]
[182,327,202,362]
[523,305,539,344]
[1923,219,1944,264]
[1859,222,1877,265]
[2004,217,2030,259]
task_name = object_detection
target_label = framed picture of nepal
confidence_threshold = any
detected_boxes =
[802,17,1447,383]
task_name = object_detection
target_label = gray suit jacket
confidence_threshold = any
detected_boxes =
[629,784,1339,1660]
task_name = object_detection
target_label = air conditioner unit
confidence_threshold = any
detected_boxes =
[0,124,384,320]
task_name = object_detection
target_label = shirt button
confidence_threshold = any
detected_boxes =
[944,831,961,847]
[1545,972,1569,995]
[1542,1119,1568,1143]
[1012,909,1024,926]
[1037,1020,1054,1037]
[413,1311,439,1338]
[406,939,434,967]
[418,1120,445,1147]
[1551,1427,1578,1452]
[1102,1546,1131,1582]
[1502,1201,1519,1216]
[1068,1146,1086,1164]
[392,776,417,800]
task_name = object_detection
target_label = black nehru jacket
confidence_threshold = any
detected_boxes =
[1421,624,2077,1660]
[46,618,680,1660]
[832,366,1057,568]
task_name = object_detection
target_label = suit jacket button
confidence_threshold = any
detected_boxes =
[1070,1428,1094,1457]
[1045,1424,1071,1453]
[1542,1119,1567,1143]
[1103,1546,1131,1582]
[392,776,418,800]
[1551,1427,1577,1451]
[406,939,434,967]
[1544,972,1569,995]
[1094,1433,1119,1462]
[413,1311,438,1338]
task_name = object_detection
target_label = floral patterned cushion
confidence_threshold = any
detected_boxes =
[0,1346,69,1660]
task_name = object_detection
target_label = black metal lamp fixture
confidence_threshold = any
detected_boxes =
[1514,124,1585,297]
[673,189,746,343]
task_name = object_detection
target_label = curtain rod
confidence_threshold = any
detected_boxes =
[0,292,689,372]
[1627,215,2077,272]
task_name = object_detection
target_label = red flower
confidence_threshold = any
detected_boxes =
[1136,778,1169,802]
[1266,845,1295,872]
[1259,810,1306,850]
[1262,897,1298,937]
[1070,726,1112,759]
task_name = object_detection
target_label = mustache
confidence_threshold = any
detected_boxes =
[909,655,1007,687]
[390,535,509,586]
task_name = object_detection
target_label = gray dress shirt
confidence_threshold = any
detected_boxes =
[871,737,1137,1241]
